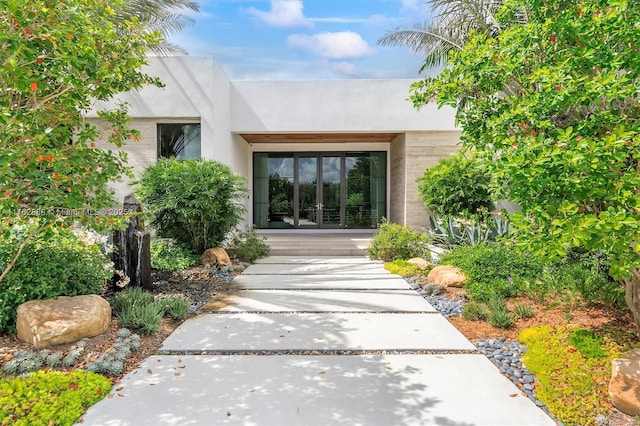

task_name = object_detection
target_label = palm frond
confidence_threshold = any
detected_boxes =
[144,14,194,36]
[115,0,200,54]
[379,23,466,69]
[379,0,507,70]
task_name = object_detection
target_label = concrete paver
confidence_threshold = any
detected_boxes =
[79,354,555,426]
[160,313,475,352]
[232,274,412,290]
[255,256,378,264]
[242,262,390,275]
[222,290,436,313]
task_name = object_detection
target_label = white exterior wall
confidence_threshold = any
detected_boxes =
[231,80,456,132]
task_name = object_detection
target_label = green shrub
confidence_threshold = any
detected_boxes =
[561,252,624,308]
[0,370,111,426]
[116,301,163,335]
[368,220,431,261]
[111,288,162,334]
[0,224,112,333]
[224,227,270,263]
[111,288,191,333]
[568,329,607,359]
[110,287,154,314]
[417,152,492,219]
[439,244,545,301]
[519,326,621,425]
[136,158,248,254]
[150,239,200,271]
[486,297,513,328]
[537,252,625,308]
[513,304,534,319]
[156,296,191,320]
[462,301,488,321]
[384,260,431,277]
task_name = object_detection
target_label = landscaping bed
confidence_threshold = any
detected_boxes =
[0,267,233,383]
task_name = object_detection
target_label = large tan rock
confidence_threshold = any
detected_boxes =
[201,247,232,267]
[610,348,640,416]
[426,265,467,288]
[16,295,111,348]
[407,257,433,270]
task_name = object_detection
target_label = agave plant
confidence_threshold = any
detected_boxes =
[424,213,510,248]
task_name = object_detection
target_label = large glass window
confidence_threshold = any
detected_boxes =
[254,153,295,229]
[345,152,386,228]
[157,123,201,159]
[253,152,386,229]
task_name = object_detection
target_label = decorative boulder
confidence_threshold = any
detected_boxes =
[407,257,433,270]
[201,247,232,268]
[426,265,467,288]
[16,295,111,348]
[610,348,640,416]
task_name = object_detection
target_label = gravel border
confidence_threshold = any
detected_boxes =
[404,275,561,423]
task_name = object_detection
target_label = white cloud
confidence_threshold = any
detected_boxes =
[286,31,374,60]
[246,0,312,28]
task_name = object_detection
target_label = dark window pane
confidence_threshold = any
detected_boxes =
[157,123,201,159]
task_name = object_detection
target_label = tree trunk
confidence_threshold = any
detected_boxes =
[624,268,640,336]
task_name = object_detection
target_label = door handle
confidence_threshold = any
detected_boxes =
[315,203,324,210]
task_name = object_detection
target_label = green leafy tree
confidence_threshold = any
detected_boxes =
[412,0,640,331]
[0,0,162,282]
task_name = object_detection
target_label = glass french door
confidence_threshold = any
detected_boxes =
[296,154,342,228]
[253,152,386,229]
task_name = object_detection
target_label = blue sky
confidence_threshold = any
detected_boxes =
[170,0,437,80]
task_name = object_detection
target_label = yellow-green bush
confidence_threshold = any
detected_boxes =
[0,370,111,425]
[384,260,431,277]
[519,326,621,425]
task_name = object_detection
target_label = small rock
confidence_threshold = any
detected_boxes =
[201,247,232,268]
[168,273,182,283]
[421,282,446,296]
[426,265,467,288]
[407,257,433,270]
[610,348,640,416]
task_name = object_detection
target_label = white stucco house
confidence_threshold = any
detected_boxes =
[90,56,460,230]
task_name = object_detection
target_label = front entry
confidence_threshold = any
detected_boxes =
[253,152,386,229]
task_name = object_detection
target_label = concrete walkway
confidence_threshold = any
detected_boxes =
[79,256,555,426]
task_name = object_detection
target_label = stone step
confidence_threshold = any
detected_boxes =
[259,232,373,257]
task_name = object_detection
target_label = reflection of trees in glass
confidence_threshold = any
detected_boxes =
[346,156,372,227]
[268,174,293,221]
[158,124,201,159]
[298,182,316,212]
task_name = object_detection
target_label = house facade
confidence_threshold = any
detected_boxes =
[90,56,460,230]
